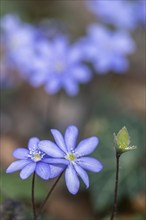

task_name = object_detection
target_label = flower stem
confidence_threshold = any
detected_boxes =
[36,172,63,218]
[32,172,37,220]
[110,152,120,220]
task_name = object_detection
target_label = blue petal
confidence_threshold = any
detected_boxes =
[64,125,78,152]
[63,79,79,96]
[43,158,69,165]
[12,148,29,159]
[65,164,80,195]
[38,140,64,158]
[6,159,31,173]
[36,162,50,180]
[45,79,61,94]
[75,137,99,156]
[28,137,40,151]
[73,163,89,188]
[51,129,67,153]
[20,162,36,179]
[70,65,92,83]
[50,164,66,179]
[77,157,103,172]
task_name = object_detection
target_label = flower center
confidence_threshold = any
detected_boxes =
[55,62,65,74]
[28,149,45,162]
[66,153,76,161]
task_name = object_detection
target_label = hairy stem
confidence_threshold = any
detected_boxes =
[32,172,37,220]
[36,172,63,218]
[110,153,120,220]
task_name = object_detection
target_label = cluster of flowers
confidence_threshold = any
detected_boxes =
[0,1,145,95]
[83,0,145,73]
[86,0,146,30]
[6,125,103,195]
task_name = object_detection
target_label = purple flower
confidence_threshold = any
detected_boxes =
[134,0,146,27]
[86,0,137,30]
[78,24,135,74]
[6,137,65,180]
[38,125,103,194]
[0,14,40,75]
[28,35,92,96]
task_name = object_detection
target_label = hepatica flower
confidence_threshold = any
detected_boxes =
[6,137,64,180]
[79,24,135,74]
[29,35,92,96]
[0,14,40,76]
[86,0,137,30]
[38,125,103,194]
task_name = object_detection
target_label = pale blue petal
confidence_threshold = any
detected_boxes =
[77,157,103,172]
[28,137,40,151]
[51,129,67,153]
[43,158,69,165]
[75,137,99,156]
[65,164,80,195]
[71,65,92,83]
[74,163,89,188]
[38,140,64,158]
[64,125,78,152]
[45,79,61,94]
[6,159,31,173]
[20,162,36,179]
[50,164,66,179]
[36,162,50,180]
[63,79,79,96]
[12,148,29,159]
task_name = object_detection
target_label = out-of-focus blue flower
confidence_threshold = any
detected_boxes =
[0,14,40,75]
[39,125,103,194]
[6,137,65,180]
[86,0,137,30]
[28,36,92,96]
[1,15,92,96]
[78,24,135,74]
[135,0,146,27]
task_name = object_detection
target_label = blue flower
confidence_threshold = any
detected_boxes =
[0,14,40,75]
[6,137,65,180]
[28,35,92,96]
[134,0,146,27]
[86,0,137,30]
[38,125,103,194]
[78,24,135,74]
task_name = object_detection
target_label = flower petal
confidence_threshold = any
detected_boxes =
[36,162,50,180]
[77,157,103,172]
[20,162,36,179]
[63,79,79,96]
[75,137,99,156]
[70,65,92,83]
[28,137,40,151]
[74,163,89,188]
[64,125,78,152]
[6,160,31,173]
[65,164,80,195]
[45,79,61,94]
[50,164,66,179]
[38,140,64,158]
[51,129,67,153]
[43,158,69,165]
[12,148,29,159]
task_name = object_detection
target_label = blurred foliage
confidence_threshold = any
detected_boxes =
[25,208,58,220]
[0,172,47,202]
[84,93,145,212]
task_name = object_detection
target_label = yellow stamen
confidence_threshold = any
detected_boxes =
[33,153,41,162]
[67,154,75,161]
